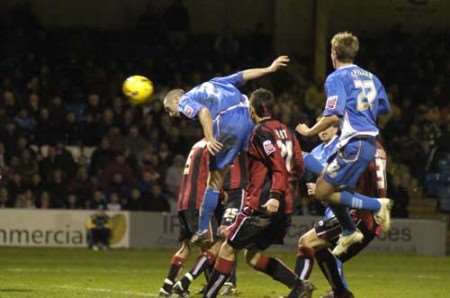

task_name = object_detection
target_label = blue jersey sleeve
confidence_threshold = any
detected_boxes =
[376,83,391,115]
[211,72,244,87]
[178,91,206,119]
[323,75,346,117]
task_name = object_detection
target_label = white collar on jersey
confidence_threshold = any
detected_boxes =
[337,64,357,70]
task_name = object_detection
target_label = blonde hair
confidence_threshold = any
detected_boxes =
[331,32,359,63]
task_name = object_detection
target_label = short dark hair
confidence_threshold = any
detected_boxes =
[331,32,359,63]
[250,88,274,118]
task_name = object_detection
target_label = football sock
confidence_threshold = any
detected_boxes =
[329,205,356,235]
[303,154,324,175]
[295,246,315,280]
[340,191,381,212]
[253,255,298,288]
[199,188,220,231]
[228,259,237,286]
[161,255,185,293]
[316,249,347,292]
[203,257,234,298]
[178,251,216,291]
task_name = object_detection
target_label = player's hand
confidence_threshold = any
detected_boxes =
[206,138,223,155]
[263,198,280,214]
[296,123,311,136]
[306,183,316,196]
[267,55,290,73]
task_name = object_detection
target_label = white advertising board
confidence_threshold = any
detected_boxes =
[0,209,130,248]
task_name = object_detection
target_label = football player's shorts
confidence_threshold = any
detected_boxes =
[220,189,244,227]
[178,209,219,242]
[210,106,254,170]
[323,137,376,189]
[227,210,291,251]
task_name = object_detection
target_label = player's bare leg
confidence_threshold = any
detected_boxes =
[159,241,191,297]
[192,168,228,246]
[294,229,328,281]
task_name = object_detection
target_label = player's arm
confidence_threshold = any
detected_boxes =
[212,56,289,87]
[241,55,289,81]
[296,115,339,137]
[198,108,223,155]
[254,129,288,213]
[297,76,345,137]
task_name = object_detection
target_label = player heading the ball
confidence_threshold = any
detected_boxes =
[163,56,289,245]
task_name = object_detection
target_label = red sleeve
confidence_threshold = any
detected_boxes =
[253,128,288,200]
[291,135,304,179]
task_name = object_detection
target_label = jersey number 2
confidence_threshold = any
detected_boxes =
[275,129,293,172]
[354,79,377,111]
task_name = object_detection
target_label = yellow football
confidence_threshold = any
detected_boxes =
[122,75,154,104]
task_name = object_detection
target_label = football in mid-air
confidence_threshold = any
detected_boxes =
[122,75,154,104]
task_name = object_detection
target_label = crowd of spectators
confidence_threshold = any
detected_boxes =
[0,5,448,216]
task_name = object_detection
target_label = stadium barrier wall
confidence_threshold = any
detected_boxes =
[129,212,448,257]
[0,210,446,256]
[0,209,130,248]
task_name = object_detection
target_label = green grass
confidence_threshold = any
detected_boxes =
[0,248,449,297]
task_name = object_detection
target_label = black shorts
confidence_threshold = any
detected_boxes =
[178,209,199,242]
[178,208,221,242]
[314,216,376,262]
[228,211,291,251]
[220,189,244,227]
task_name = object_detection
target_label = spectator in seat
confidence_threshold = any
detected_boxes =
[69,167,92,207]
[146,184,170,212]
[35,108,56,145]
[101,154,135,189]
[17,149,38,184]
[38,191,51,209]
[90,137,114,176]
[46,169,68,208]
[0,188,11,208]
[89,190,107,210]
[29,173,43,200]
[165,154,184,196]
[67,193,80,209]
[124,125,148,158]
[107,192,122,211]
[126,188,143,211]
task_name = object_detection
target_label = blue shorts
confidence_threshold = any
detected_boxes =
[211,106,254,170]
[323,138,375,189]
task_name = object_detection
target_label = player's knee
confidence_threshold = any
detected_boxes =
[219,242,235,259]
[298,235,309,248]
[176,241,191,259]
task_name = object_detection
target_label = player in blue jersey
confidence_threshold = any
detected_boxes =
[163,56,290,244]
[296,32,392,256]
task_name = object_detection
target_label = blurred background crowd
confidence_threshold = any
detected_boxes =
[0,2,449,217]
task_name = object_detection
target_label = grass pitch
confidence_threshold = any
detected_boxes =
[0,247,449,297]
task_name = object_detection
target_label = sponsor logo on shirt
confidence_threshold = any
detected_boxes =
[183,105,195,118]
[263,140,276,155]
[326,96,338,109]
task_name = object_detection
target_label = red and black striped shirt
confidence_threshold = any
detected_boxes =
[177,141,249,211]
[245,119,304,214]
[355,141,387,234]
[177,140,209,211]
